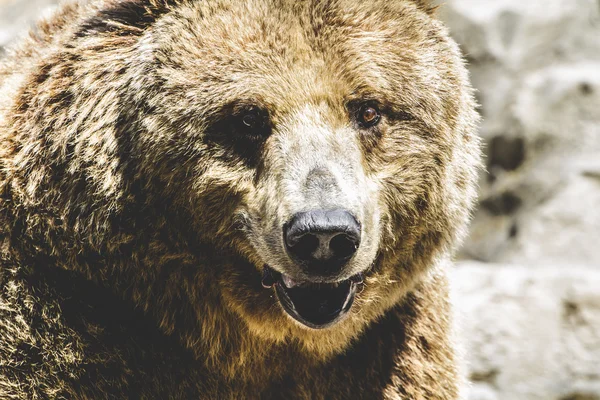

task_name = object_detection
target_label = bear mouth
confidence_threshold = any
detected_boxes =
[262,266,363,329]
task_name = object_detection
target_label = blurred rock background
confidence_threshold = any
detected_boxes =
[434,1,600,399]
[1,1,599,399]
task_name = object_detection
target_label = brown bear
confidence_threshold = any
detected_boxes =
[0,0,480,398]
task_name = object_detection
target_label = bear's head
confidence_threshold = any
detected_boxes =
[121,0,479,352]
[3,0,479,359]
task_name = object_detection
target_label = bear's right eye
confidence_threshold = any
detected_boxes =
[242,113,259,128]
[236,106,271,139]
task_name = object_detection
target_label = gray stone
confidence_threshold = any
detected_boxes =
[452,262,600,400]
[441,0,600,266]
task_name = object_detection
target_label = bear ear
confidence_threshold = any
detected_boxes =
[410,0,440,15]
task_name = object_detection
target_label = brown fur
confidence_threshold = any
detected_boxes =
[0,0,480,398]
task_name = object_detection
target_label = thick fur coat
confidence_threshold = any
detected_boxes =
[0,0,480,398]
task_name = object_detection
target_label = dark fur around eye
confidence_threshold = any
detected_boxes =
[204,103,272,166]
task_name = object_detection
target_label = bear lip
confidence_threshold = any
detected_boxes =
[262,266,361,329]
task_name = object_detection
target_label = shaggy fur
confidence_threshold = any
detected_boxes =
[0,0,480,398]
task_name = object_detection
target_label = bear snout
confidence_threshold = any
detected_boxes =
[283,209,361,279]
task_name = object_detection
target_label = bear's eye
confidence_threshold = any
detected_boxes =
[357,104,381,127]
[236,106,270,137]
[242,113,259,128]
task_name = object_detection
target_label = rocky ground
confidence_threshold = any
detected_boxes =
[2,1,599,399]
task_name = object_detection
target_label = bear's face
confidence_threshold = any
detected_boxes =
[133,0,478,351]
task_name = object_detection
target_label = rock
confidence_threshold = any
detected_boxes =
[467,384,499,400]
[0,0,59,56]
[498,176,600,265]
[438,0,600,265]
[436,0,600,133]
[452,262,600,400]
[514,63,600,156]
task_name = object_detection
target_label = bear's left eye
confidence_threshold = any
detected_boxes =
[355,103,382,128]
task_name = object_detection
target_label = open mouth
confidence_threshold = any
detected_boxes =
[262,266,363,329]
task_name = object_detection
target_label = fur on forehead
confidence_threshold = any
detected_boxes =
[147,0,453,126]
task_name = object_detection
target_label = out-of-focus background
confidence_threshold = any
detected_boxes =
[1,0,599,399]
[435,1,600,399]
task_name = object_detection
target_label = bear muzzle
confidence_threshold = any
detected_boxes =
[260,208,364,329]
[283,209,361,279]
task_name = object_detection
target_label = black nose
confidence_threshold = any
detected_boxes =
[284,209,361,276]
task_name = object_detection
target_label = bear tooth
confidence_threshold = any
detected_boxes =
[282,274,297,288]
[261,266,276,288]
[350,273,364,284]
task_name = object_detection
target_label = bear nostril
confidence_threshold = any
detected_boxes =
[290,234,320,260]
[329,234,358,261]
[283,209,361,277]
